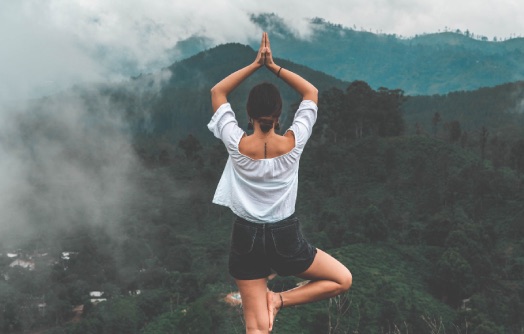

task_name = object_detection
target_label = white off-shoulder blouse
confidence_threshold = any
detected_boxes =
[207,100,317,223]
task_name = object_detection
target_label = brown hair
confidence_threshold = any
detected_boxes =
[247,82,282,133]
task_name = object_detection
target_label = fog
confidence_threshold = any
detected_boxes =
[2,0,523,102]
[0,81,169,248]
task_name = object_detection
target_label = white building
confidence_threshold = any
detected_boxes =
[89,291,107,304]
[9,259,35,270]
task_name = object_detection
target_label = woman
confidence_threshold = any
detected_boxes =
[208,32,352,333]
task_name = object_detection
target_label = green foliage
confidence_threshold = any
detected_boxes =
[316,82,404,144]
[362,205,388,242]
[140,311,180,334]
[435,248,474,303]
[249,14,524,95]
[404,81,524,133]
[2,39,524,333]
[126,42,347,147]
[177,300,213,334]
[335,244,456,333]
[298,125,523,332]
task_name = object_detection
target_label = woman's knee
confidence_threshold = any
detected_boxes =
[338,268,352,293]
[246,323,269,334]
[244,313,269,333]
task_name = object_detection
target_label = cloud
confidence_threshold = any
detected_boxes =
[270,0,523,39]
[0,89,140,245]
[0,0,258,101]
[2,0,523,102]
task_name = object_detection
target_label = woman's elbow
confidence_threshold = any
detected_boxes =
[304,87,318,103]
[210,85,218,97]
[210,87,227,111]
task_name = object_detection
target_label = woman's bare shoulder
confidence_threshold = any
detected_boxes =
[284,130,295,140]
[278,132,296,153]
[238,133,295,159]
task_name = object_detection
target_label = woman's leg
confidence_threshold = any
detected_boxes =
[268,249,352,315]
[236,278,271,334]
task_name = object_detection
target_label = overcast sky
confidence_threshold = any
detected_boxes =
[1,0,523,101]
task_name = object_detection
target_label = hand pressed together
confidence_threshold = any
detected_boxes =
[254,32,275,68]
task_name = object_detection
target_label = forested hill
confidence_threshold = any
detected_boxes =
[92,43,524,153]
[402,81,524,135]
[176,13,524,95]
[104,43,347,148]
[252,14,524,95]
[2,41,524,332]
[14,40,523,172]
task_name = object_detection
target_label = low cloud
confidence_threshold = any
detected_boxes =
[0,0,260,101]
[0,89,140,246]
[2,0,522,102]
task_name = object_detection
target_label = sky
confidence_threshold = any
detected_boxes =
[1,0,523,102]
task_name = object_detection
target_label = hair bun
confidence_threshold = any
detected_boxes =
[259,119,274,133]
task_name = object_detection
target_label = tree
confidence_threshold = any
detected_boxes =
[446,120,461,143]
[432,112,441,138]
[346,81,374,139]
[101,297,145,334]
[319,81,404,143]
[375,87,405,136]
[363,204,388,242]
[178,134,202,160]
[461,130,469,148]
[178,300,213,334]
[318,87,346,143]
[141,312,179,334]
[0,282,24,333]
[510,139,524,177]
[435,248,474,305]
[479,126,489,161]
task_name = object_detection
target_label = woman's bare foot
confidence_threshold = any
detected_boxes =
[267,290,282,331]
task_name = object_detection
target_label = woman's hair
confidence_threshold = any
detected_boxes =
[247,82,282,133]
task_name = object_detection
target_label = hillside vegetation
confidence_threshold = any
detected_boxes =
[0,43,523,333]
[177,13,524,95]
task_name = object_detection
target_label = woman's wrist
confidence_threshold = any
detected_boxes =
[252,61,264,70]
[267,63,280,74]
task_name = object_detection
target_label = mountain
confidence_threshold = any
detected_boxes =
[402,81,524,135]
[29,42,524,155]
[3,36,524,334]
[173,14,524,95]
[252,15,524,95]
[104,43,347,146]
[73,42,523,153]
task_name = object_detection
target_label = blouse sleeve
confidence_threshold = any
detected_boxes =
[288,100,318,149]
[207,103,244,154]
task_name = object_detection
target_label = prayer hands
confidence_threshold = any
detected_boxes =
[255,32,275,68]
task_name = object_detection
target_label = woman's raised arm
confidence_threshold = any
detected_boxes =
[263,34,318,104]
[210,33,267,112]
[210,32,318,112]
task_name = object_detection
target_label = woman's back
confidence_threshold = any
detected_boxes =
[238,131,295,160]
[208,99,317,223]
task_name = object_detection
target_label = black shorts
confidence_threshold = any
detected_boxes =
[229,214,318,280]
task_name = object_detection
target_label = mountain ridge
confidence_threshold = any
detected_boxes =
[170,13,524,95]
[57,42,524,145]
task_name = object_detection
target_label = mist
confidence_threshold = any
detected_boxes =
[0,88,143,248]
[3,0,523,103]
